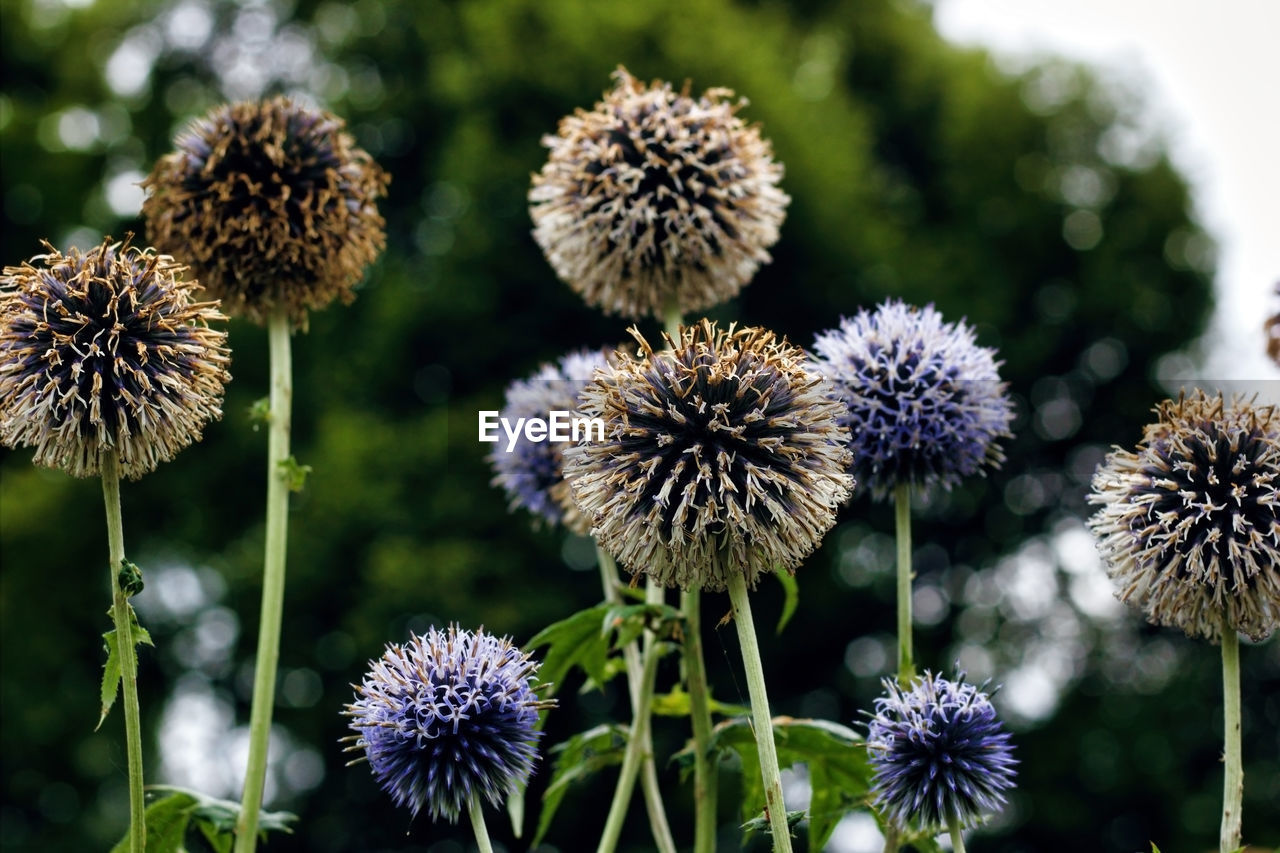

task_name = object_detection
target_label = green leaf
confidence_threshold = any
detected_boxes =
[601,602,681,649]
[651,685,751,720]
[109,791,197,853]
[526,603,614,695]
[1150,844,1161,853]
[774,569,799,635]
[741,808,805,836]
[247,397,271,430]
[97,629,122,732]
[533,724,629,847]
[507,783,525,839]
[97,605,153,731]
[703,716,871,851]
[142,785,296,847]
[278,456,313,492]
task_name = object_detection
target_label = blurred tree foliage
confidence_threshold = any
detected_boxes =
[2,0,1276,851]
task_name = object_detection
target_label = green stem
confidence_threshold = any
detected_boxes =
[662,297,682,341]
[894,482,914,683]
[595,548,676,853]
[683,587,718,853]
[948,819,967,853]
[727,572,792,853]
[1220,614,1243,853]
[235,311,293,853]
[469,792,495,853]
[597,582,664,853]
[102,451,145,853]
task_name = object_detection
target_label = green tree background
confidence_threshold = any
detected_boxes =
[1,0,1276,851]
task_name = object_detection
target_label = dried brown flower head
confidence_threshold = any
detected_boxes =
[563,320,852,591]
[530,67,789,319]
[0,237,231,479]
[142,96,389,328]
[1088,392,1280,642]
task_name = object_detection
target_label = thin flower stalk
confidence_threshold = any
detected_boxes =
[470,793,495,853]
[102,450,145,853]
[894,482,914,682]
[727,571,792,852]
[235,312,293,852]
[1220,614,1243,853]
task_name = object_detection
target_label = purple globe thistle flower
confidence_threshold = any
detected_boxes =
[866,672,1017,833]
[563,320,853,591]
[1088,393,1280,642]
[489,348,613,534]
[0,237,231,479]
[810,300,1014,501]
[530,66,789,319]
[142,96,389,328]
[342,625,555,823]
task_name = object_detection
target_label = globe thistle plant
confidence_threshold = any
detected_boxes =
[1088,393,1280,643]
[142,95,389,328]
[866,672,1017,837]
[489,348,612,534]
[530,66,789,319]
[1,235,229,853]
[1089,392,1278,852]
[343,626,554,828]
[812,300,1012,681]
[810,300,1014,501]
[0,237,230,479]
[563,319,853,592]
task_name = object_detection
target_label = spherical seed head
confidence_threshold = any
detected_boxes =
[1088,393,1280,642]
[530,66,790,319]
[344,626,551,823]
[866,672,1017,833]
[489,348,613,534]
[141,96,389,328]
[563,320,853,591]
[811,300,1014,501]
[0,238,231,479]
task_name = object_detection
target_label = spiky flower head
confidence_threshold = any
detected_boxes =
[811,300,1014,501]
[562,320,853,591]
[342,625,554,823]
[489,348,612,534]
[0,237,230,479]
[866,671,1017,832]
[1088,393,1280,642]
[530,66,789,319]
[142,95,389,328]
[1267,282,1279,367]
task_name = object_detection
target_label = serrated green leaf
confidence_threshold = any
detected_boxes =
[143,785,296,845]
[98,629,122,732]
[601,602,683,650]
[97,605,153,731]
[533,724,629,847]
[741,808,805,835]
[109,791,197,853]
[700,716,871,851]
[652,686,751,719]
[774,569,799,635]
[526,603,613,696]
[278,456,313,492]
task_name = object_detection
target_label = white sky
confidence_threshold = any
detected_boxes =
[932,0,1280,384]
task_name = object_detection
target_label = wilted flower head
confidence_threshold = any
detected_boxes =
[530,66,789,319]
[342,625,554,823]
[489,348,613,534]
[142,95,389,328]
[1088,393,1280,642]
[866,671,1017,832]
[563,320,853,591]
[811,300,1014,500]
[0,237,230,479]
